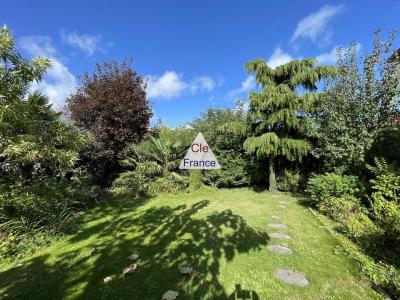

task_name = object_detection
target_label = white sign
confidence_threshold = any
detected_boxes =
[179,132,221,169]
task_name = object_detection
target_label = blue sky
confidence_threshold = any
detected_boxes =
[2,1,400,126]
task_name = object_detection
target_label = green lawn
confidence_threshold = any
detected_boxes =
[0,188,382,299]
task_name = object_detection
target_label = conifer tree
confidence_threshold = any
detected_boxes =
[222,58,335,191]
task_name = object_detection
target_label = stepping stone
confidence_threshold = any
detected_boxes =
[267,245,293,255]
[271,216,281,219]
[122,263,137,275]
[268,233,292,240]
[275,269,309,287]
[162,290,179,300]
[268,223,288,230]
[103,276,114,284]
[127,253,139,260]
[179,266,193,275]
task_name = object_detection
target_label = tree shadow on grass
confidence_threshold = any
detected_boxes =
[0,198,269,299]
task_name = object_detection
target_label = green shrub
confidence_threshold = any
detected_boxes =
[148,174,189,194]
[372,196,400,250]
[344,212,382,249]
[189,170,203,190]
[306,172,360,205]
[202,150,249,188]
[0,175,101,260]
[277,169,302,192]
[317,197,362,223]
[111,171,150,196]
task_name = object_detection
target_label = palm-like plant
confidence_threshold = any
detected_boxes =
[123,131,187,178]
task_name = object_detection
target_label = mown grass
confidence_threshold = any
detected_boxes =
[0,188,382,299]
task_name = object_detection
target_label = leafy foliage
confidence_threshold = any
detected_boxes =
[193,105,252,187]
[0,26,96,260]
[313,31,400,171]
[114,128,192,195]
[222,58,336,190]
[306,172,360,205]
[67,59,152,185]
[0,26,50,102]
[276,169,303,193]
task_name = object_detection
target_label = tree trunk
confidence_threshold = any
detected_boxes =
[268,158,277,192]
[163,163,169,178]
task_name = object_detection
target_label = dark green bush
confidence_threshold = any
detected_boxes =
[111,171,150,196]
[202,150,249,188]
[306,172,360,205]
[0,175,102,260]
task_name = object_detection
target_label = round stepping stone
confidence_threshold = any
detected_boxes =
[275,269,309,287]
[267,245,293,255]
[103,276,114,284]
[268,223,288,230]
[268,232,292,240]
[271,216,281,219]
[162,290,179,300]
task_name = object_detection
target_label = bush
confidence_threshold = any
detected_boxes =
[111,171,150,196]
[189,170,203,190]
[344,212,382,249]
[277,169,302,192]
[317,197,362,224]
[372,196,400,250]
[306,172,360,205]
[202,150,249,188]
[148,174,189,194]
[0,175,101,260]
[0,177,99,236]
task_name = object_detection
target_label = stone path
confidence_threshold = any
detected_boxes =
[275,269,309,287]
[267,245,293,255]
[268,199,310,288]
[267,223,288,230]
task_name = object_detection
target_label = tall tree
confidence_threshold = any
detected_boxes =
[0,26,87,179]
[0,25,50,102]
[313,31,400,171]
[222,58,335,191]
[67,60,152,185]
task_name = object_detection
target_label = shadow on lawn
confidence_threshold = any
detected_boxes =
[0,198,269,299]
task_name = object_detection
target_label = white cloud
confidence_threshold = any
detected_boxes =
[226,75,256,100]
[291,4,344,46]
[146,71,219,100]
[19,36,77,109]
[146,71,188,99]
[316,42,361,65]
[60,31,107,56]
[190,76,216,92]
[316,47,338,65]
[267,47,294,68]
